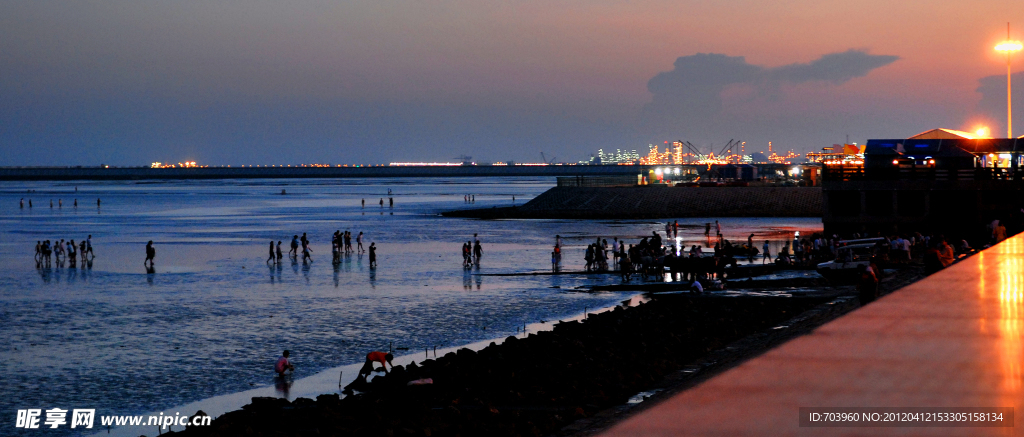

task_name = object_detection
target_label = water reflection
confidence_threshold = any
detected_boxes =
[996,237,1023,392]
[274,375,293,400]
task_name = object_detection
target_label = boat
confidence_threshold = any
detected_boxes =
[816,238,885,283]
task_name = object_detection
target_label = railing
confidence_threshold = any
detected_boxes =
[822,166,1022,182]
[556,175,638,187]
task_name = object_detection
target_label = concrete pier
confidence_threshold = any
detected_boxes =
[447,186,822,219]
[601,233,1024,436]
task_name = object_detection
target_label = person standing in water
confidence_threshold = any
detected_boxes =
[275,350,295,377]
[289,235,299,257]
[144,241,156,267]
[276,241,283,261]
[301,238,313,262]
[762,240,771,265]
[368,242,377,267]
[379,198,384,207]
[267,241,276,264]
[86,235,94,258]
[361,198,365,208]
[473,239,483,265]
[357,232,364,253]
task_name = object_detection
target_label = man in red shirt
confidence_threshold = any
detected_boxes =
[358,351,394,381]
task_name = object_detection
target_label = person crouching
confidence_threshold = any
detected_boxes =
[357,351,393,381]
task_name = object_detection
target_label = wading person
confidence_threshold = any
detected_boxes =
[276,241,283,261]
[368,242,377,267]
[144,241,156,267]
[301,239,313,262]
[275,350,295,377]
[473,239,483,265]
[762,240,771,265]
[289,235,299,257]
[267,241,276,264]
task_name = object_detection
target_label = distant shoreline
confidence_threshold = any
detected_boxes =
[0,165,649,181]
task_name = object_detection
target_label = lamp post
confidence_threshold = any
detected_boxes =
[995,23,1022,138]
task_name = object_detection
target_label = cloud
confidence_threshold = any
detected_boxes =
[769,50,899,84]
[640,50,899,146]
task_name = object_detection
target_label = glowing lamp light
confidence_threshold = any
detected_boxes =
[995,41,1023,52]
[976,127,991,137]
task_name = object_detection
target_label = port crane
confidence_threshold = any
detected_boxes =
[540,152,556,164]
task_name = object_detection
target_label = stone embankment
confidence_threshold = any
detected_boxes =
[443,186,822,219]
[168,294,838,437]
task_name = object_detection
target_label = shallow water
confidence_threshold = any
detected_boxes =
[0,178,822,436]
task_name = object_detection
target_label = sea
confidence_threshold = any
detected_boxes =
[0,177,822,436]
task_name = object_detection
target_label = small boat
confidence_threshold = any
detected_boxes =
[816,238,885,283]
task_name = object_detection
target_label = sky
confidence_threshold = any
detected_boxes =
[1,0,1023,166]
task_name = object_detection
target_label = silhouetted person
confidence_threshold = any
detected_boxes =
[357,351,393,381]
[145,241,156,267]
[19,198,24,208]
[267,241,276,264]
[302,239,313,262]
[389,197,393,207]
[289,235,299,257]
[276,241,283,260]
[276,350,295,377]
[368,242,377,267]
[379,198,384,207]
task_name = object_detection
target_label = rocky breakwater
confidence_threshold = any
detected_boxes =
[442,186,823,219]
[170,294,838,437]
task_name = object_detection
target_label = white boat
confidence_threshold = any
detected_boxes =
[816,239,884,283]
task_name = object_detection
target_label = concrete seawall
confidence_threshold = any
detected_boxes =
[446,186,823,219]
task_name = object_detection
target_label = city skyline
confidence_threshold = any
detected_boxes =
[2,1,1023,166]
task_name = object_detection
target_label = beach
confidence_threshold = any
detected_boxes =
[0,177,823,436]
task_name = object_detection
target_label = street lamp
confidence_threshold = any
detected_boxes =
[995,23,1022,138]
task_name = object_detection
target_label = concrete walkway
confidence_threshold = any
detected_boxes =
[602,234,1023,436]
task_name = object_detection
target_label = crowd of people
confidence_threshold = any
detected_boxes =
[34,235,94,268]
[462,233,483,267]
[20,197,99,210]
[266,231,377,268]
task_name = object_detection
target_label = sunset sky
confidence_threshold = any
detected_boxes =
[2,0,1023,165]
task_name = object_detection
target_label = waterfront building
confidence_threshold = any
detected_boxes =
[822,128,1024,239]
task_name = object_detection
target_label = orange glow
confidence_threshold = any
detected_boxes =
[996,237,1023,392]
[975,126,991,138]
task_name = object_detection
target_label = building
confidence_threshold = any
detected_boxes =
[821,128,1024,240]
